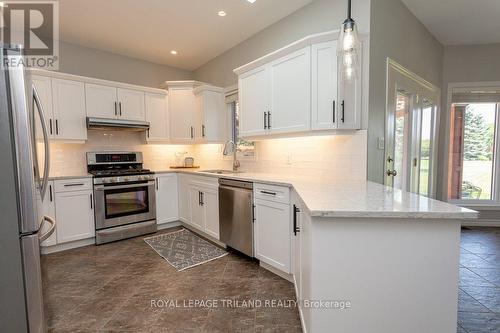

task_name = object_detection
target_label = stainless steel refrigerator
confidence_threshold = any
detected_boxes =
[0,44,55,332]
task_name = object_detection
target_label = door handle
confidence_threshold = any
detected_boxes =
[90,193,93,210]
[341,100,345,123]
[38,216,56,242]
[114,102,117,116]
[32,85,50,201]
[386,169,398,177]
[119,102,122,116]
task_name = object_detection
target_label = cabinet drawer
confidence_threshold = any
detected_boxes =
[54,178,93,193]
[254,183,290,204]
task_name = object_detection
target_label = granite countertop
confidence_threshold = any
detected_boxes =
[48,172,92,180]
[52,168,478,220]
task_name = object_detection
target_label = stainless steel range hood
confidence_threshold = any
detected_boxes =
[86,117,150,132]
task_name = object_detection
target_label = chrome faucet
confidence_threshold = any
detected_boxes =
[223,140,240,171]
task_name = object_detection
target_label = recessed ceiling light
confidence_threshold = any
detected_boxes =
[170,50,178,55]
[247,0,257,3]
[218,10,227,17]
[0,2,6,7]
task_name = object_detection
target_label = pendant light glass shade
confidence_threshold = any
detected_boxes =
[338,1,360,83]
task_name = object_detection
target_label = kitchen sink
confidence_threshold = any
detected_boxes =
[199,169,242,174]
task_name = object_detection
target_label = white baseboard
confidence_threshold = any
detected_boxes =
[41,238,95,255]
[259,261,294,283]
[462,220,500,227]
[157,220,182,230]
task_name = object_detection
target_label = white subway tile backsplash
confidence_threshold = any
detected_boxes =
[47,129,367,181]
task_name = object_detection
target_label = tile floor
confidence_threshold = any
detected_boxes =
[42,226,500,332]
[458,227,500,333]
[41,227,301,333]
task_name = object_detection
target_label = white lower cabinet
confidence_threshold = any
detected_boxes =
[155,174,179,225]
[54,180,95,244]
[254,183,291,273]
[38,182,57,247]
[180,175,220,240]
[291,192,303,301]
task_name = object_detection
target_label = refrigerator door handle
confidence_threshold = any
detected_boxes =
[38,216,55,242]
[32,85,50,201]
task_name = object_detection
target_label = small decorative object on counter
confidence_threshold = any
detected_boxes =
[184,157,194,167]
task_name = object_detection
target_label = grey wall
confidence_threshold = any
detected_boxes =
[368,0,443,184]
[438,43,500,224]
[58,41,192,88]
[193,0,371,87]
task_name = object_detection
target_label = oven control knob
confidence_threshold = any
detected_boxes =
[110,178,116,183]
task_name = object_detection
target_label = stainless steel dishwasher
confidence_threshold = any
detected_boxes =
[218,178,254,257]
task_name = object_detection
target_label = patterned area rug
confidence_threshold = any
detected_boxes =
[144,229,228,271]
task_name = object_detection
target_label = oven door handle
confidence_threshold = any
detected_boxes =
[94,181,155,191]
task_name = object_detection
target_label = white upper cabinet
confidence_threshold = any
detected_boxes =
[168,82,197,142]
[145,92,169,142]
[117,88,145,121]
[235,30,364,138]
[193,85,226,143]
[86,84,146,121]
[238,66,270,137]
[31,75,87,142]
[51,79,87,141]
[85,83,118,119]
[311,40,338,130]
[167,81,226,144]
[269,46,311,134]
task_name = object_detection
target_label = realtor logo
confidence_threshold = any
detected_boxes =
[0,1,59,69]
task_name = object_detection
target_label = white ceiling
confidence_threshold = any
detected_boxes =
[402,0,500,46]
[58,0,314,70]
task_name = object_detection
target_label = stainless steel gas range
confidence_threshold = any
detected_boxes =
[87,152,157,244]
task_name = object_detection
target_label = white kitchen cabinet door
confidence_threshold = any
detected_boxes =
[55,190,95,243]
[51,79,87,141]
[178,175,190,223]
[189,186,204,231]
[311,41,338,130]
[202,187,219,240]
[269,47,311,134]
[31,75,54,139]
[254,198,291,273]
[155,174,179,225]
[194,87,226,143]
[117,88,145,121]
[169,88,196,142]
[85,83,118,119]
[238,66,270,137]
[38,182,57,247]
[146,93,169,142]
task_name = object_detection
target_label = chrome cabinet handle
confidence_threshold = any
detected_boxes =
[341,100,345,123]
[293,205,300,236]
[64,183,84,187]
[260,190,276,196]
[333,100,336,123]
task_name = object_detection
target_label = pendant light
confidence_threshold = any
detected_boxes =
[338,0,360,82]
